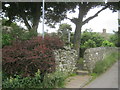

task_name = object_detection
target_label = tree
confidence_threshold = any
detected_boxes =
[2,2,119,56]
[2,19,38,47]
[58,23,72,33]
[45,2,119,55]
[2,2,73,32]
[81,29,105,47]
[2,2,42,32]
[80,29,104,57]
[101,40,115,47]
[109,30,120,47]
[58,23,72,43]
[84,39,96,48]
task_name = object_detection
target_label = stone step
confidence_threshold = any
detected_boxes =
[76,70,89,75]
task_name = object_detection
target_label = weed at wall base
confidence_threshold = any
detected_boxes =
[93,51,118,75]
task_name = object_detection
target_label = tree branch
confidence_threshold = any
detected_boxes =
[67,17,78,24]
[82,6,109,25]
[20,13,32,30]
[16,3,32,30]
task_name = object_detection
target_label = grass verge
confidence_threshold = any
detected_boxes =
[93,51,118,75]
[83,51,119,87]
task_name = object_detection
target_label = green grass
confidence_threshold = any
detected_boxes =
[93,51,118,75]
[83,51,119,88]
[68,73,77,77]
[77,58,84,65]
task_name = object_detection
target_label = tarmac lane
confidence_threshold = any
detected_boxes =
[84,61,119,88]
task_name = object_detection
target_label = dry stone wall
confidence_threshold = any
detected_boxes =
[2,26,13,33]
[83,47,118,73]
[54,47,78,74]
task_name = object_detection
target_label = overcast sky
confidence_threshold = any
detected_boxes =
[18,6,118,34]
[36,6,118,34]
[82,7,118,33]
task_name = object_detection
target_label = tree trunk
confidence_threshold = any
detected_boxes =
[73,21,83,59]
[73,3,84,59]
[73,22,82,55]
[73,3,108,59]
[32,3,41,33]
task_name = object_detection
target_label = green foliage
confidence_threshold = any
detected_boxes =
[58,23,72,32]
[2,70,42,88]
[77,58,84,65]
[109,31,120,47]
[2,36,64,77]
[2,19,9,26]
[118,19,120,25]
[2,20,38,47]
[2,2,119,29]
[21,30,38,41]
[9,24,27,40]
[58,23,72,44]
[42,71,67,88]
[80,29,104,57]
[93,61,106,74]
[83,39,96,48]
[2,70,67,88]
[90,73,97,77]
[0,29,1,49]
[81,29,104,48]
[2,21,24,46]
[9,22,37,41]
[2,34,13,46]
[68,73,77,77]
[101,40,115,47]
[93,52,118,75]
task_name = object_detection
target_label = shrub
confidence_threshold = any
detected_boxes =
[2,22,26,46]
[2,69,42,88]
[58,23,72,44]
[83,39,96,48]
[2,22,38,47]
[20,29,38,41]
[2,36,64,77]
[80,29,104,57]
[2,70,67,88]
[81,29,104,48]
[109,31,120,47]
[42,71,67,88]
[2,34,13,47]
[43,36,64,49]
[101,40,115,47]
[80,39,96,57]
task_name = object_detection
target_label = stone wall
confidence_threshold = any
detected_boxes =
[54,47,78,74]
[2,26,13,33]
[83,47,118,73]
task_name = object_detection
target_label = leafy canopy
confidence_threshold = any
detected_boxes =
[81,29,104,48]
[109,30,120,47]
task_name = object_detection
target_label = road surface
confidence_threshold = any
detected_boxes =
[84,61,119,88]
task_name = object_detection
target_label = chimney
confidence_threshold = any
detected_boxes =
[103,29,106,34]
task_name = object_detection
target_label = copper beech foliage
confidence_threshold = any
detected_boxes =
[2,36,64,77]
